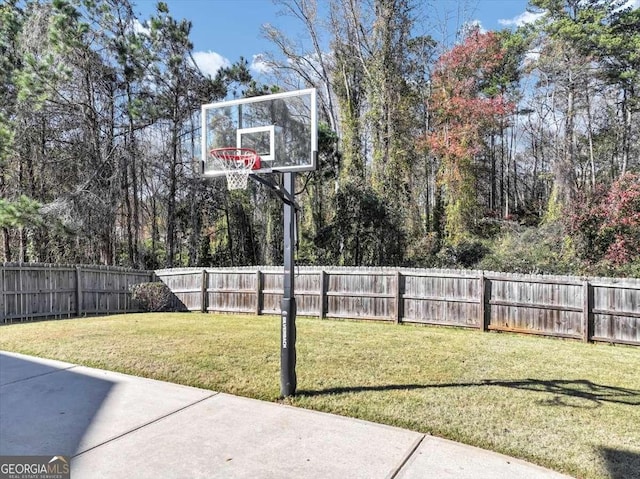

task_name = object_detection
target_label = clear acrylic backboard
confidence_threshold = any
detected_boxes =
[201,88,317,177]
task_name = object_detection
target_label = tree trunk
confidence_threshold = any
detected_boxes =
[621,87,632,176]
[188,182,200,266]
[2,227,11,262]
[585,82,596,189]
[166,100,179,268]
[151,195,159,268]
[500,117,505,216]
[122,145,134,265]
[224,198,234,267]
[556,81,577,207]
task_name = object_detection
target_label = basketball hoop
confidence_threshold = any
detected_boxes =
[209,147,261,190]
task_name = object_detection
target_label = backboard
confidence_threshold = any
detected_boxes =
[201,88,317,177]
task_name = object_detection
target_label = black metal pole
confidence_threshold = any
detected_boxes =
[280,172,297,397]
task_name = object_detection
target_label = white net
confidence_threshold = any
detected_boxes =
[209,148,259,190]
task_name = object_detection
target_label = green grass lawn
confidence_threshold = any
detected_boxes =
[1,313,638,479]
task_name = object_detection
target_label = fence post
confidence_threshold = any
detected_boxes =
[318,270,326,319]
[481,273,491,332]
[201,269,208,313]
[583,280,592,342]
[394,271,403,324]
[0,263,4,322]
[478,273,486,331]
[76,266,82,317]
[256,270,263,315]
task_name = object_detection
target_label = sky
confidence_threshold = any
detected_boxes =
[132,0,540,78]
[132,0,640,79]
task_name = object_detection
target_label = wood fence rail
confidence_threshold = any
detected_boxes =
[155,267,640,346]
[1,263,153,322]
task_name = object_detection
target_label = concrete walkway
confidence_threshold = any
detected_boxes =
[0,351,573,478]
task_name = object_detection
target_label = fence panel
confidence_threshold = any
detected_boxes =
[592,279,640,345]
[486,274,584,339]
[325,271,396,321]
[295,272,322,317]
[206,270,257,314]
[0,265,3,318]
[80,267,152,315]
[403,271,480,328]
[262,272,282,315]
[155,269,201,311]
[2,263,152,322]
[1,264,76,320]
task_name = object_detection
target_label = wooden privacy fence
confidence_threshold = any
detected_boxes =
[155,267,640,346]
[1,263,153,322]
[4,263,639,346]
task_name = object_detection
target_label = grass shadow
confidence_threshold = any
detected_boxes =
[600,447,640,479]
[298,379,640,408]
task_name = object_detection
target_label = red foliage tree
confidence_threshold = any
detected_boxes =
[423,28,514,242]
[569,173,640,266]
[600,174,640,264]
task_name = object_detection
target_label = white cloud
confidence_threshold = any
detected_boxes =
[250,54,272,75]
[498,11,545,27]
[132,19,150,36]
[192,51,231,77]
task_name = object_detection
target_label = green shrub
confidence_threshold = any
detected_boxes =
[479,221,579,274]
[436,239,489,268]
[404,233,441,267]
[130,282,173,312]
